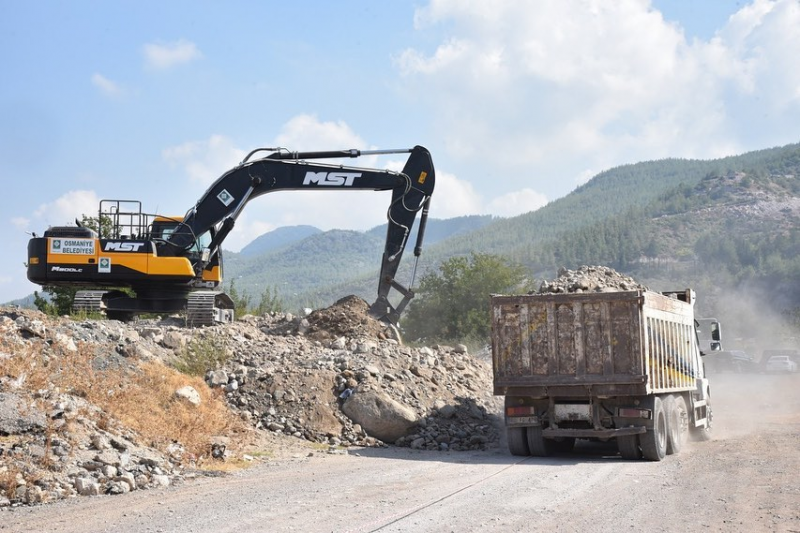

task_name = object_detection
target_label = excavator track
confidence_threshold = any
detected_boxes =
[186,291,234,327]
[73,290,106,314]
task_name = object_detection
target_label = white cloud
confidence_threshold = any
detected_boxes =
[91,73,123,97]
[718,0,800,108]
[397,0,800,201]
[33,190,100,226]
[274,114,368,151]
[143,39,202,70]
[162,135,245,185]
[486,188,548,218]
[427,170,483,219]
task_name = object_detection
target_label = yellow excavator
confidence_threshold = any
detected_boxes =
[27,146,435,326]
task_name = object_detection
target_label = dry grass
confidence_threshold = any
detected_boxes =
[0,463,21,499]
[0,336,245,463]
[98,360,245,460]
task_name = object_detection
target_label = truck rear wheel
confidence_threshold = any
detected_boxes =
[526,425,553,457]
[666,395,687,455]
[640,397,667,461]
[507,427,530,456]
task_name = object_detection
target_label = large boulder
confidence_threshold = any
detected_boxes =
[0,393,46,435]
[342,389,418,443]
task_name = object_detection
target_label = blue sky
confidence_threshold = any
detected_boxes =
[1,0,799,303]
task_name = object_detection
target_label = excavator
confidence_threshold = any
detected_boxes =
[27,145,435,326]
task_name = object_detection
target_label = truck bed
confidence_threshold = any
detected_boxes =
[491,290,701,397]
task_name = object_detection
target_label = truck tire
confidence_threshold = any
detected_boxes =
[507,427,530,456]
[526,425,553,457]
[617,435,642,460]
[665,395,687,455]
[640,397,667,461]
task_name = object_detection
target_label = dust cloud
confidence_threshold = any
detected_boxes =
[706,285,797,363]
[707,373,800,440]
[694,284,800,440]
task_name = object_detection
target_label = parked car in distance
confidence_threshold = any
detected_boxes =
[765,355,798,373]
[705,350,758,374]
[760,349,799,373]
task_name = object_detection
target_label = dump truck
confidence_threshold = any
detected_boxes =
[491,288,720,461]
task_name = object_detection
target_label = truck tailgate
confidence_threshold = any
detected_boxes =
[492,290,701,396]
[491,291,648,395]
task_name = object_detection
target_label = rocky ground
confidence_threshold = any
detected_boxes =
[0,294,501,507]
[0,266,676,507]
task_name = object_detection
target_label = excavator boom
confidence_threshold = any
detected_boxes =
[26,145,435,326]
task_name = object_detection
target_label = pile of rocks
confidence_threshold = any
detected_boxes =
[199,296,501,451]
[536,265,649,294]
[0,297,501,506]
[0,311,189,505]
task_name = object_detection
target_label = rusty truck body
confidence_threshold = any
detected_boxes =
[490,289,719,461]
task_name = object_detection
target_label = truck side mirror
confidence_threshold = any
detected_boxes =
[711,322,721,341]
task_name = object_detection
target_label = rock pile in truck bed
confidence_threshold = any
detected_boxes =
[536,265,649,294]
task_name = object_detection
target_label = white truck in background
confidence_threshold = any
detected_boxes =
[491,289,721,461]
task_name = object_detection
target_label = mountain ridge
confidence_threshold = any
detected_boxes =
[221,142,800,337]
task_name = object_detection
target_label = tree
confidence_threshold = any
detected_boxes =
[226,280,284,317]
[33,287,77,316]
[402,253,533,343]
[226,279,251,318]
[253,285,284,315]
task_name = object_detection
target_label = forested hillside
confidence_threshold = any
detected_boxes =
[223,215,493,309]
[239,225,321,256]
[226,142,800,343]
[365,214,495,244]
[224,229,384,309]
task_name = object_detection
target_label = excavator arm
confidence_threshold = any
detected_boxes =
[166,145,435,325]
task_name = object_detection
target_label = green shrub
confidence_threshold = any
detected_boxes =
[174,335,230,376]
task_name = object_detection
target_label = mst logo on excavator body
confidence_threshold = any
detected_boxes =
[303,171,361,186]
[104,242,146,252]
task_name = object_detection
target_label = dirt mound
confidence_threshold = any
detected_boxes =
[302,295,395,342]
[537,265,649,294]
